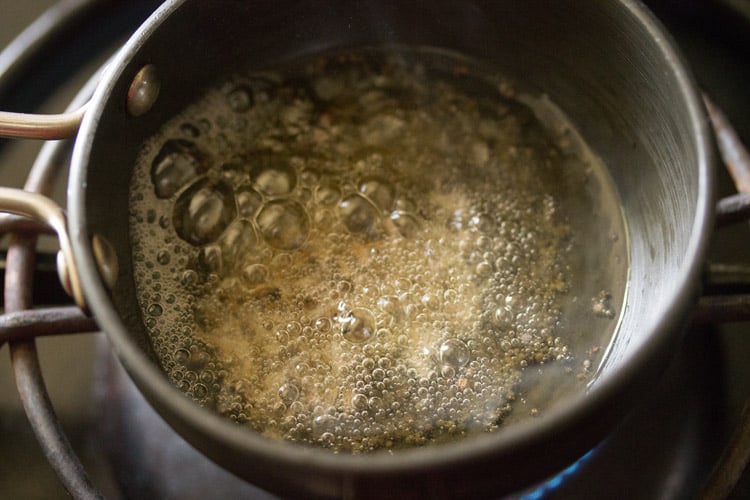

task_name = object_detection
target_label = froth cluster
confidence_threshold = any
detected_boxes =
[129,49,587,452]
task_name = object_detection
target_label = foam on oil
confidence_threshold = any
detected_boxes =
[128,47,628,452]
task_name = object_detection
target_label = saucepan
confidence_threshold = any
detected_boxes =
[0,0,722,497]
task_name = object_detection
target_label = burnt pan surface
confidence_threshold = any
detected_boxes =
[69,0,713,497]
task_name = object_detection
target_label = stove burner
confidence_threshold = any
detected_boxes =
[518,450,597,500]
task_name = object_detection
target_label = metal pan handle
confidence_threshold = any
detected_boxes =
[0,187,86,309]
[0,105,86,140]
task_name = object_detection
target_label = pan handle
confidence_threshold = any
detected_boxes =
[0,104,86,140]
[0,187,86,309]
[0,60,158,140]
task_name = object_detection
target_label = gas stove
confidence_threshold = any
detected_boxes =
[0,1,748,499]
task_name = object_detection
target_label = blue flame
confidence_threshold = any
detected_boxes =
[518,449,596,500]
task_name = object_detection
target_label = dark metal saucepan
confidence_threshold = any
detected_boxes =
[0,0,729,497]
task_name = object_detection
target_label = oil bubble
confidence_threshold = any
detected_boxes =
[180,269,199,287]
[476,261,492,277]
[359,177,394,211]
[439,339,470,368]
[312,414,336,436]
[226,85,254,112]
[389,211,420,238]
[377,295,403,319]
[338,308,376,344]
[151,139,209,199]
[420,293,440,311]
[147,303,163,317]
[198,244,223,274]
[251,163,297,197]
[493,306,514,328]
[173,178,237,246]
[256,199,310,250]
[220,218,258,265]
[279,383,299,405]
[156,250,171,265]
[236,185,264,218]
[193,383,208,399]
[315,318,331,333]
[352,393,368,410]
[338,194,381,237]
[242,263,268,284]
[315,183,341,205]
[219,160,247,185]
[468,213,496,233]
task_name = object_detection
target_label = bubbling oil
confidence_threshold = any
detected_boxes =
[128,48,628,453]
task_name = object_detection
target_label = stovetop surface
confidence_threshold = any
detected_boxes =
[0,1,748,499]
